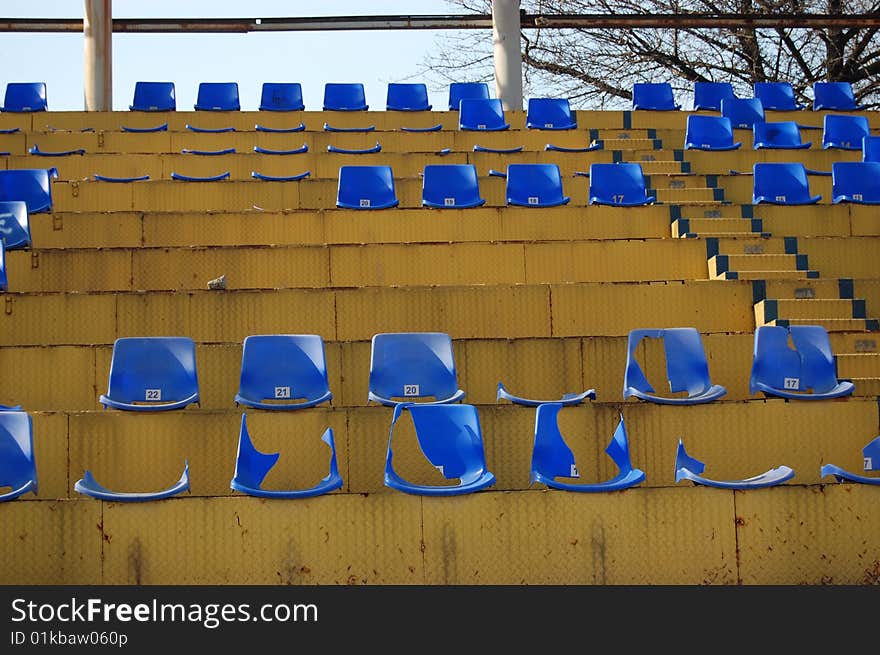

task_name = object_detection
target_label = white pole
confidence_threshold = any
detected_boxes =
[84,0,112,111]
[491,0,524,110]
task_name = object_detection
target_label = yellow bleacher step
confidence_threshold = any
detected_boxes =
[762,318,878,332]
[627,160,690,175]
[754,299,865,324]
[600,138,661,151]
[712,270,820,281]
[655,188,721,203]
[835,353,880,379]
[844,378,880,396]
[762,279,857,300]
[708,253,812,278]
[672,217,761,238]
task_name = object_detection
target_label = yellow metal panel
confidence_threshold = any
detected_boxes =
[334,285,552,340]
[836,353,880,378]
[142,211,326,247]
[467,151,541,177]
[853,281,880,319]
[625,398,876,487]
[756,204,850,236]
[850,205,880,236]
[582,336,628,403]
[169,132,259,153]
[630,111,689,130]
[701,332,755,401]
[0,293,117,346]
[337,340,372,408]
[116,289,337,342]
[32,412,70,500]
[736,485,880,584]
[26,132,99,152]
[5,249,132,292]
[52,180,134,212]
[574,110,626,129]
[550,281,754,336]
[190,343,241,410]
[100,131,173,154]
[799,237,880,278]
[421,487,737,584]
[0,346,97,411]
[344,406,396,493]
[31,212,143,249]
[6,153,164,181]
[0,113,32,133]
[500,205,670,241]
[767,298,860,320]
[718,171,833,205]
[132,181,284,212]
[330,243,525,287]
[712,236,789,255]
[0,500,102,584]
[0,133,27,156]
[101,494,424,584]
[298,178,338,211]
[325,207,504,244]
[159,153,252,181]
[464,337,584,406]
[314,152,468,179]
[131,245,330,291]
[524,240,707,283]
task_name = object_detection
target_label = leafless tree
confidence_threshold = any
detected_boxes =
[422,0,880,108]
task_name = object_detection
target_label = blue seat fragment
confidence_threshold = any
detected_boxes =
[675,439,794,489]
[496,381,595,407]
[821,436,880,485]
[0,411,38,501]
[74,463,190,502]
[0,201,31,250]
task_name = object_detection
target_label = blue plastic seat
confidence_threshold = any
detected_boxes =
[386,83,431,111]
[130,82,176,111]
[754,81,803,110]
[368,332,465,406]
[0,168,58,213]
[259,83,304,111]
[862,135,880,162]
[2,83,47,112]
[74,463,190,502]
[675,439,794,489]
[692,81,736,111]
[99,337,200,411]
[448,82,489,110]
[384,403,495,496]
[753,162,821,204]
[336,165,399,210]
[720,97,765,129]
[821,436,880,485]
[0,241,6,292]
[458,98,509,131]
[0,411,37,501]
[323,83,368,111]
[753,121,811,149]
[632,82,680,110]
[531,405,644,492]
[684,115,741,151]
[422,164,485,209]
[623,328,727,405]
[822,114,870,150]
[230,414,342,498]
[526,98,577,130]
[235,334,332,410]
[813,82,863,111]
[0,201,31,250]
[496,381,595,407]
[588,162,656,206]
[749,325,855,399]
[506,163,570,207]
[194,82,240,111]
[832,161,880,204]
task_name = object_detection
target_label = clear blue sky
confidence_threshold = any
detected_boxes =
[0,1,486,111]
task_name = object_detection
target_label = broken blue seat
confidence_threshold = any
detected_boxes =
[0,241,6,292]
[675,439,794,489]
[448,82,489,110]
[194,82,240,111]
[821,436,880,485]
[74,463,190,502]
[506,163,570,207]
[422,164,485,209]
[386,83,431,111]
[0,168,58,213]
[588,162,655,206]
[721,97,765,129]
[235,334,332,410]
[368,332,465,406]
[530,405,644,492]
[822,114,870,150]
[336,165,399,210]
[753,162,821,205]
[754,81,803,110]
[862,135,880,162]
[0,201,31,249]
[99,337,200,411]
[323,83,368,111]
[812,81,863,111]
[459,98,509,131]
[692,81,736,111]
[623,328,727,404]
[632,82,680,110]
[259,82,305,111]
[496,381,595,407]
[2,83,47,112]
[526,98,577,130]
[0,411,38,501]
[749,325,855,399]
[130,82,176,111]
[831,161,880,204]
[683,115,741,151]
[753,121,811,149]
[384,403,495,496]
[230,414,342,499]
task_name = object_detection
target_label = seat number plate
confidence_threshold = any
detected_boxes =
[275,386,291,399]
[145,389,162,401]
[403,384,420,396]
[783,377,800,390]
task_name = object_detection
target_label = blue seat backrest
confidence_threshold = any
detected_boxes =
[0,240,7,292]
[448,82,489,110]
[369,332,460,402]
[526,98,576,129]
[0,168,57,214]
[386,83,431,111]
[105,337,198,404]
[632,82,678,110]
[323,83,368,111]
[238,334,329,403]
[506,163,568,206]
[789,325,843,394]
[754,81,801,110]
[832,161,880,203]
[863,135,880,162]
[531,403,577,480]
[813,82,859,111]
[0,201,31,250]
[0,411,36,490]
[131,82,176,111]
[408,404,487,480]
[337,165,397,209]
[589,162,649,204]
[458,98,508,130]
[823,114,870,150]
[692,82,735,111]
[721,97,765,128]
[753,162,816,204]
[259,83,304,111]
[195,82,240,111]
[753,121,806,148]
[422,164,484,208]
[663,328,713,396]
[751,326,803,391]
[3,83,47,112]
[685,115,735,148]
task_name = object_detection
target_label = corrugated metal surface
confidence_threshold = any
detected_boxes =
[0,293,117,346]
[0,346,97,411]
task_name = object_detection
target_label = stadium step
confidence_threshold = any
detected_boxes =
[708,253,813,278]
[762,318,879,332]
[655,187,723,203]
[835,353,880,379]
[754,298,868,323]
[671,217,765,238]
